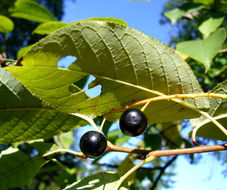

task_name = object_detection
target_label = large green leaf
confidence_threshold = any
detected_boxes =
[9,0,55,23]
[0,68,85,143]
[198,16,224,38]
[0,142,52,190]
[190,80,227,141]
[64,171,128,190]
[176,28,226,71]
[0,15,14,34]
[164,3,204,25]
[7,20,209,124]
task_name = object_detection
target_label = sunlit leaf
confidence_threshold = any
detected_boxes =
[33,21,68,35]
[199,16,224,38]
[0,15,14,34]
[9,0,55,23]
[118,155,135,186]
[7,20,209,124]
[54,131,74,149]
[164,3,204,25]
[64,171,128,190]
[190,80,227,141]
[0,68,86,143]
[17,45,33,59]
[176,28,226,71]
[193,0,214,6]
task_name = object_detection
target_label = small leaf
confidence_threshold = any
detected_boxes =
[161,122,182,147]
[9,0,55,23]
[0,142,53,190]
[17,45,33,59]
[118,155,135,186]
[0,15,14,34]
[33,21,68,35]
[64,171,128,190]
[190,80,227,141]
[7,20,209,124]
[199,15,224,38]
[164,3,204,25]
[193,0,214,6]
[0,68,86,143]
[176,28,226,71]
[54,131,74,149]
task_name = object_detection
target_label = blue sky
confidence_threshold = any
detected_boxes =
[61,0,227,189]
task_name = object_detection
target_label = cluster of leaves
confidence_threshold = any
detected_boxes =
[162,0,227,91]
[0,0,226,189]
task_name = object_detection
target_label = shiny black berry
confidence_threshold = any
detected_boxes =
[119,108,148,136]
[79,131,107,158]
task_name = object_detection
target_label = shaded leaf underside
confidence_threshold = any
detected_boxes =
[0,68,85,143]
[191,80,227,141]
[7,21,209,124]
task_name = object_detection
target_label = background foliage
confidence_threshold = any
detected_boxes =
[0,0,226,189]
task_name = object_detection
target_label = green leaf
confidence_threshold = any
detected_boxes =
[17,45,33,59]
[161,122,182,147]
[199,16,224,38]
[0,15,14,34]
[190,80,227,141]
[33,21,68,35]
[193,0,214,6]
[164,3,204,25]
[54,131,74,149]
[176,28,226,71]
[118,155,135,186]
[64,171,128,190]
[76,17,127,27]
[7,20,209,124]
[0,68,86,143]
[9,0,55,23]
[0,142,53,190]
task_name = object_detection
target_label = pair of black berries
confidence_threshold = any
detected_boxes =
[79,108,148,158]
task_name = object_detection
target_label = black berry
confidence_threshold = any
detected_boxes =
[119,108,148,136]
[79,131,107,158]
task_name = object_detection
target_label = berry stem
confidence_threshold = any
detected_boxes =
[99,117,107,133]
[43,148,86,158]
[72,113,99,131]
[114,156,156,190]
[140,100,151,112]
[191,113,227,145]
[105,93,226,117]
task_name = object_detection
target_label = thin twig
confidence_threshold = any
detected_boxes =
[104,93,227,117]
[107,143,227,158]
[218,48,227,53]
[72,113,99,131]
[43,149,86,159]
